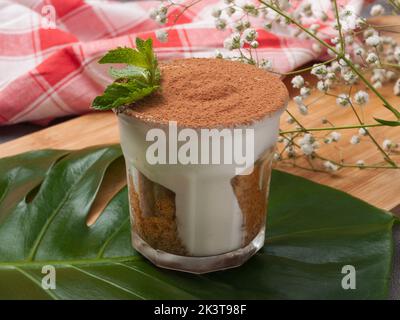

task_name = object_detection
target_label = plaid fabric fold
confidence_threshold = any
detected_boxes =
[0,0,364,125]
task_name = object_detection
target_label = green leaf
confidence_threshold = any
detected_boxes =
[374,117,400,127]
[93,38,160,111]
[98,47,148,69]
[0,146,397,299]
[109,66,149,81]
[382,103,400,120]
[92,82,158,110]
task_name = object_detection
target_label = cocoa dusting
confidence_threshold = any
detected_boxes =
[231,148,274,245]
[120,58,289,128]
[128,172,187,255]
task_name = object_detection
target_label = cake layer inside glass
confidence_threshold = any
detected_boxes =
[126,148,274,257]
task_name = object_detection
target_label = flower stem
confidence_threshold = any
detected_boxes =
[332,0,345,54]
[280,123,384,135]
[347,98,397,167]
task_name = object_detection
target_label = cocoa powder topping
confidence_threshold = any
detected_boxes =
[121,58,289,128]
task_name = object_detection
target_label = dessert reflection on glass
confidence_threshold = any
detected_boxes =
[117,58,288,273]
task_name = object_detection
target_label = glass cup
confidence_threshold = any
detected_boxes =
[117,107,285,273]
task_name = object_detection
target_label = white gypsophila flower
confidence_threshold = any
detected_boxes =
[250,40,259,48]
[286,146,296,158]
[158,5,168,15]
[286,116,295,124]
[336,94,350,107]
[354,90,369,105]
[301,143,314,155]
[324,137,333,144]
[365,35,381,47]
[382,36,393,45]
[383,139,393,150]
[291,75,305,88]
[242,3,258,17]
[155,30,168,43]
[350,135,360,145]
[394,79,400,96]
[363,28,375,38]
[342,71,358,84]
[327,72,336,80]
[215,18,227,30]
[299,133,314,145]
[373,81,382,89]
[149,8,158,19]
[310,24,320,34]
[330,61,341,72]
[323,161,338,172]
[301,2,313,17]
[243,28,258,43]
[371,68,385,83]
[223,37,233,50]
[356,160,365,166]
[223,33,243,50]
[259,59,272,71]
[155,13,168,24]
[366,52,378,64]
[293,95,303,105]
[273,152,281,161]
[298,104,308,115]
[339,7,359,32]
[345,35,354,44]
[212,8,222,18]
[330,131,341,142]
[370,4,385,16]
[317,80,328,92]
[226,6,235,16]
[359,128,367,136]
[312,43,322,53]
[354,46,365,56]
[394,47,400,62]
[264,22,272,30]
[310,64,328,79]
[284,138,292,147]
[215,49,223,59]
[233,21,245,32]
[386,71,396,82]
[300,87,311,97]
[331,37,340,45]
[320,11,328,21]
[277,136,284,143]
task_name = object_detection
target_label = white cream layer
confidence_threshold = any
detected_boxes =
[118,110,284,256]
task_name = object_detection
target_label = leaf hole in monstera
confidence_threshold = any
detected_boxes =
[86,156,127,226]
[25,153,70,204]
[25,184,41,204]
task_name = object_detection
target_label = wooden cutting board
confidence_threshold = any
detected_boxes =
[1,17,399,214]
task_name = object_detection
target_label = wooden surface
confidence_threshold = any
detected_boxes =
[1,17,400,213]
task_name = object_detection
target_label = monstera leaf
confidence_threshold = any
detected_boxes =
[0,145,397,299]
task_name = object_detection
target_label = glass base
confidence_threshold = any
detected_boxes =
[131,227,265,274]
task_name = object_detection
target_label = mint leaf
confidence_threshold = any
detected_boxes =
[109,65,149,82]
[92,37,160,111]
[98,47,147,68]
[92,82,159,110]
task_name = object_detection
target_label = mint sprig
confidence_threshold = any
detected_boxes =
[92,37,160,111]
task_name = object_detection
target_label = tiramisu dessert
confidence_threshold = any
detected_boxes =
[116,58,288,273]
[92,39,288,273]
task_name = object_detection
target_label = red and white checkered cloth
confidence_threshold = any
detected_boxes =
[0,0,365,125]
